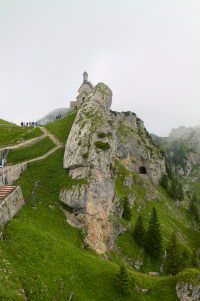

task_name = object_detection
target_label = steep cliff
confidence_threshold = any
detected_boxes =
[60,83,165,253]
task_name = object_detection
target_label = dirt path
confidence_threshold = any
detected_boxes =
[0,128,64,188]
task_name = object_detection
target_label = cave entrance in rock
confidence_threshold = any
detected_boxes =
[139,166,146,174]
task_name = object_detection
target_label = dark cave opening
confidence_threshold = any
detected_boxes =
[139,166,146,174]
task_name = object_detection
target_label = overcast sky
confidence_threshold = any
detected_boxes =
[0,0,200,136]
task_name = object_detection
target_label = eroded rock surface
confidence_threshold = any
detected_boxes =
[60,83,165,253]
[176,282,200,301]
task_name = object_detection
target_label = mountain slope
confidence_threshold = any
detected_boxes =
[0,91,200,300]
[36,107,69,125]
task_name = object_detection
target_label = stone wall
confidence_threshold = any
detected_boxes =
[0,163,27,189]
[70,101,81,112]
[0,186,25,225]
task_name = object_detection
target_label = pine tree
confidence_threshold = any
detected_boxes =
[165,231,182,275]
[182,249,191,269]
[133,214,146,246]
[122,197,132,221]
[189,198,199,223]
[169,180,177,200]
[192,192,198,203]
[178,183,184,203]
[191,250,199,269]
[160,173,168,189]
[117,265,130,294]
[166,162,173,180]
[146,206,162,257]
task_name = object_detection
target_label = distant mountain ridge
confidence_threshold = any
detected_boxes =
[36,107,69,125]
[169,124,200,153]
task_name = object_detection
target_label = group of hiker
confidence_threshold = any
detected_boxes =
[55,115,62,120]
[20,122,37,127]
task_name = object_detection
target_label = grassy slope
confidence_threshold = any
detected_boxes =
[11,127,44,144]
[7,136,55,164]
[1,112,200,300]
[0,119,13,125]
[109,160,200,274]
[0,147,193,301]
[44,111,77,143]
[0,125,43,147]
[0,125,30,146]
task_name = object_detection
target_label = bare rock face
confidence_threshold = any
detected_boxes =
[60,83,165,254]
[176,282,200,301]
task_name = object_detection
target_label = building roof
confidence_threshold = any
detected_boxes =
[83,71,88,75]
[78,81,94,93]
[88,81,94,89]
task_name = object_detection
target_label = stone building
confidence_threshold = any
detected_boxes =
[70,72,94,111]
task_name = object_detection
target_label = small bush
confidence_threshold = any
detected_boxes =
[94,141,111,151]
[122,111,131,117]
[136,117,141,126]
[78,140,81,146]
[107,120,113,126]
[110,110,117,117]
[82,153,88,159]
[98,133,106,138]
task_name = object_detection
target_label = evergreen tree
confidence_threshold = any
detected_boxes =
[165,231,183,275]
[191,249,199,269]
[117,265,130,294]
[133,214,146,246]
[166,162,173,180]
[168,180,178,200]
[182,249,191,269]
[160,173,168,189]
[122,197,132,221]
[178,183,184,203]
[192,192,198,203]
[146,206,162,257]
[189,198,199,223]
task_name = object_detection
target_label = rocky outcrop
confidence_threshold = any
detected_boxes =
[176,282,200,301]
[60,83,165,253]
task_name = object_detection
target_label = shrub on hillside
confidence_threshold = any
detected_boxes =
[94,141,111,151]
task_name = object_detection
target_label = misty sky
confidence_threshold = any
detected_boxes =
[0,0,200,136]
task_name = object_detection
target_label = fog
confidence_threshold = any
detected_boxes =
[1,0,200,136]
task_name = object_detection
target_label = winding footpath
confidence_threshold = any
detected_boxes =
[0,127,64,188]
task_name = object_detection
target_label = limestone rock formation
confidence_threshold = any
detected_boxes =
[59,83,165,254]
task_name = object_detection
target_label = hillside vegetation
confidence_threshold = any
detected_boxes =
[0,118,13,125]
[45,111,77,143]
[0,124,43,147]
[0,113,200,300]
[6,136,56,164]
[151,134,192,170]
